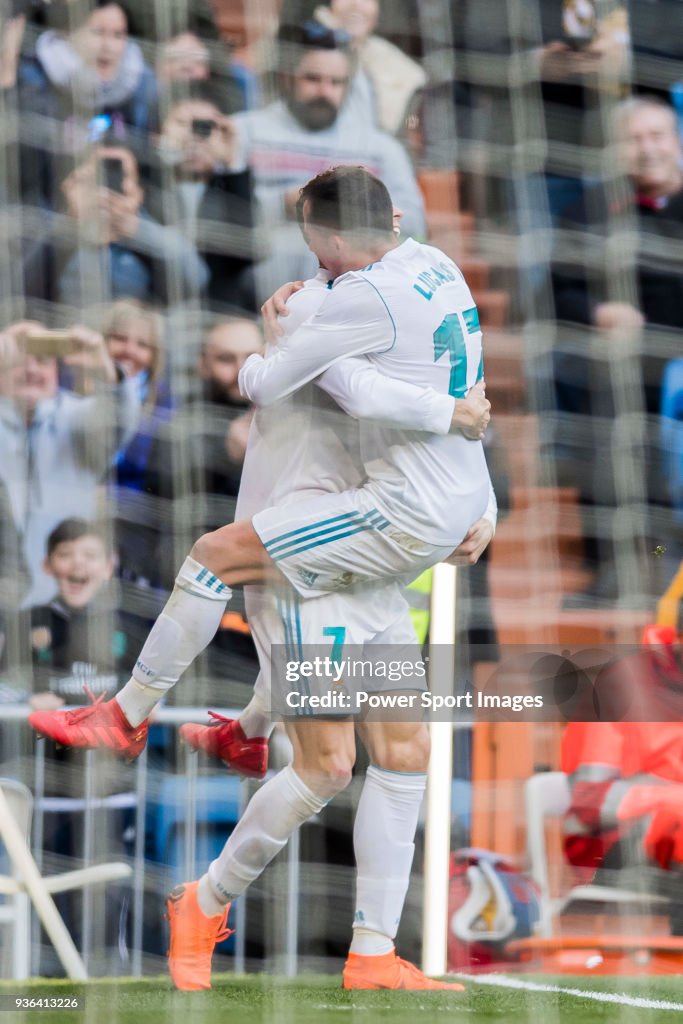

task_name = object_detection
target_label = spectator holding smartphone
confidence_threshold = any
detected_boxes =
[0,320,140,606]
[23,140,209,305]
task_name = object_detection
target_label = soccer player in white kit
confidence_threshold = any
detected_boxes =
[29,166,491,750]
[165,257,494,991]
[28,167,493,989]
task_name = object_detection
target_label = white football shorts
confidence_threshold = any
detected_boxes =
[246,582,426,718]
[252,488,454,599]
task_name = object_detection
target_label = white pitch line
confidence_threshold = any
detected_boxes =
[455,973,683,1013]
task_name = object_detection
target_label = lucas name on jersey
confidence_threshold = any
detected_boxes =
[412,259,462,301]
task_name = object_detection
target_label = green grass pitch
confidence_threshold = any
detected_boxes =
[1,973,682,1024]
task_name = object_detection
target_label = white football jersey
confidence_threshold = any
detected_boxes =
[240,238,490,545]
[236,273,361,520]
[236,269,459,520]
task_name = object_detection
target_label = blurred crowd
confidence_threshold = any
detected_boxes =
[0,0,434,710]
[0,0,683,700]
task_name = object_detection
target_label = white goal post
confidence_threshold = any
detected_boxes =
[421,561,457,976]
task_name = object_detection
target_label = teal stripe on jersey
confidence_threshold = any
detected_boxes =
[357,276,397,352]
[286,592,311,713]
[277,594,292,659]
[463,306,480,333]
[293,594,303,659]
[267,509,389,560]
[363,511,390,528]
[263,512,359,550]
[266,517,365,558]
[272,521,388,562]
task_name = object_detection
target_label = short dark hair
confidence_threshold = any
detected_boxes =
[276,20,351,75]
[46,518,110,557]
[161,78,231,117]
[297,165,394,237]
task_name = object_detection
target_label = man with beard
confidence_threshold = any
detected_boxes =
[194,316,263,504]
[229,20,425,300]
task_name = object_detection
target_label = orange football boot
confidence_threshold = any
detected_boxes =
[343,949,465,990]
[166,881,233,991]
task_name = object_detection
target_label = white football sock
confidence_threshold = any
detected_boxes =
[205,764,328,904]
[350,927,394,956]
[114,680,161,730]
[350,765,427,956]
[197,873,227,918]
[239,691,274,739]
[116,556,231,727]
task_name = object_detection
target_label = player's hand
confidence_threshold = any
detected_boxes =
[446,517,494,566]
[261,281,305,343]
[61,325,118,385]
[451,380,490,439]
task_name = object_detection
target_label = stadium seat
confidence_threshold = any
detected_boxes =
[0,779,131,980]
[146,774,241,865]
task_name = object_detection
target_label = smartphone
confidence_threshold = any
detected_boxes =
[191,118,217,139]
[24,331,77,359]
[99,156,124,194]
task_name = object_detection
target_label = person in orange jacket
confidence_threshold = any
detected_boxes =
[561,627,683,901]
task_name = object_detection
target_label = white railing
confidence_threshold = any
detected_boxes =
[0,704,291,978]
[1,703,471,980]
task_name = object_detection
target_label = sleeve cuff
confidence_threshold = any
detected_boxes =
[426,393,455,435]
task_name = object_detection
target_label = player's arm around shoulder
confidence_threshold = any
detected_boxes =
[239,274,396,406]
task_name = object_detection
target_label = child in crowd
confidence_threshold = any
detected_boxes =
[29,517,137,971]
[30,517,130,708]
